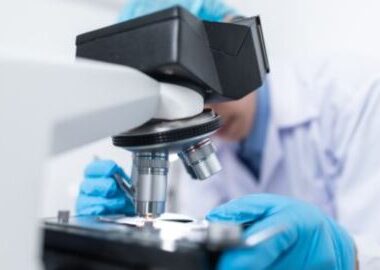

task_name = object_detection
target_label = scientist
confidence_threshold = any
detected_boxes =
[76,1,380,269]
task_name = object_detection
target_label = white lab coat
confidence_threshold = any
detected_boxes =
[167,54,380,269]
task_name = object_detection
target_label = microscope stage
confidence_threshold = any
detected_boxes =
[43,214,231,270]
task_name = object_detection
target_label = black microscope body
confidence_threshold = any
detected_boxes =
[43,6,269,270]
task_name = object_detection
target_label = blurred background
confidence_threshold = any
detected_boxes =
[1,0,379,216]
[2,0,379,59]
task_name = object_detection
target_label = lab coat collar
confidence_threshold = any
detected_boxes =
[259,119,283,190]
[258,60,320,190]
[237,83,270,178]
[268,60,319,129]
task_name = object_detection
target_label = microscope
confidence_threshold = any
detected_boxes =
[76,6,269,218]
[43,6,269,270]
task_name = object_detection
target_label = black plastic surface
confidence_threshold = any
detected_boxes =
[43,222,218,270]
[113,113,222,147]
[204,17,269,99]
[76,6,270,101]
[77,7,221,97]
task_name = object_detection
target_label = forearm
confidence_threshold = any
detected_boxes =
[356,245,359,270]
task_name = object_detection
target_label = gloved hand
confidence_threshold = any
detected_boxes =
[207,194,356,270]
[76,160,135,216]
[119,0,237,22]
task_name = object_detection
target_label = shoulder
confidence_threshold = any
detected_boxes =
[269,53,380,124]
[272,53,380,90]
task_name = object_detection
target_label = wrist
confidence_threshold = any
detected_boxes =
[355,246,359,270]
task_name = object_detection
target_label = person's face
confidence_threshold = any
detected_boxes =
[207,92,257,141]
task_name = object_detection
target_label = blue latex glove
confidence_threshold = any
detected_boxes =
[119,0,237,22]
[76,160,135,216]
[207,194,356,270]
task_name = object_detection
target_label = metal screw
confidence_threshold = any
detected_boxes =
[57,210,70,224]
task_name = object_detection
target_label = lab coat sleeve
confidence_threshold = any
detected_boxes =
[332,68,380,269]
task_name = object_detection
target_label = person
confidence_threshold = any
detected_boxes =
[76,1,380,269]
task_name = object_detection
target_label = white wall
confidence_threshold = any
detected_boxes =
[0,0,128,217]
[3,0,379,60]
[0,0,125,58]
[227,0,380,60]
[2,0,380,217]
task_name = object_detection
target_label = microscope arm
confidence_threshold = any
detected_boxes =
[0,56,201,269]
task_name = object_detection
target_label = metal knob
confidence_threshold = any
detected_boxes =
[57,210,70,224]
